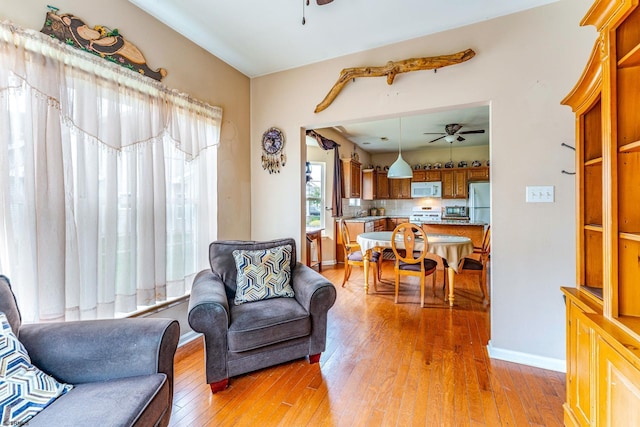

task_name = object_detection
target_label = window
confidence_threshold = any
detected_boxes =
[306,162,324,228]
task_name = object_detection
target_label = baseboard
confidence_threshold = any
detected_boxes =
[178,330,201,348]
[487,340,566,373]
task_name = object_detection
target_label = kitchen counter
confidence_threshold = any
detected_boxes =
[417,220,487,226]
[341,216,486,226]
[341,215,407,223]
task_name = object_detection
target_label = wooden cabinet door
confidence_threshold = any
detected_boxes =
[454,170,468,198]
[390,178,411,199]
[341,159,362,198]
[376,171,389,199]
[412,170,426,182]
[425,170,442,182]
[362,169,375,200]
[441,169,467,199]
[467,167,490,181]
[567,304,595,427]
[597,336,640,427]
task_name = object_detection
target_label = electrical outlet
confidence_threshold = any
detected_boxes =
[526,185,554,203]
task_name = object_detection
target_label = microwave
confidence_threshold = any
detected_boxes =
[410,181,442,198]
[444,205,469,218]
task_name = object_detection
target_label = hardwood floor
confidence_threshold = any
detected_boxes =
[169,263,565,426]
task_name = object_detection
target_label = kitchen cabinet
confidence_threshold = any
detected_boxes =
[386,217,409,231]
[467,167,490,182]
[376,170,389,199]
[412,170,442,182]
[561,1,640,424]
[441,169,467,199]
[362,169,389,200]
[335,218,385,262]
[389,178,411,199]
[341,158,361,198]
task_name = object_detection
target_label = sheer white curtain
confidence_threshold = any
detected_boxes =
[0,22,221,322]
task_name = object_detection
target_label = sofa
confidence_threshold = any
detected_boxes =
[0,275,180,427]
[188,238,336,393]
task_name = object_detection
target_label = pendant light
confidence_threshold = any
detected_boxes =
[387,118,413,179]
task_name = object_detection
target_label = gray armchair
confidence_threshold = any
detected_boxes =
[188,238,336,393]
[0,275,180,427]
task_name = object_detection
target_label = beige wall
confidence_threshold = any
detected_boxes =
[1,0,252,242]
[252,0,595,365]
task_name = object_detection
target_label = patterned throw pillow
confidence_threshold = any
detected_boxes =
[0,312,72,424]
[233,244,295,305]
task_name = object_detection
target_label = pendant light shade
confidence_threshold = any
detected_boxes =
[387,118,413,179]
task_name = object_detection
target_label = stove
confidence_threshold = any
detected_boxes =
[409,206,441,223]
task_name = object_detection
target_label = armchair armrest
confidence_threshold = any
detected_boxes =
[187,270,230,384]
[19,317,179,385]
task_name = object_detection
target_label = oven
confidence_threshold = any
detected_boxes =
[409,206,441,223]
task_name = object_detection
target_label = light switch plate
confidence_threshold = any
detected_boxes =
[526,185,554,203]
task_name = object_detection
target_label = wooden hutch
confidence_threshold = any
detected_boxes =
[561,0,640,425]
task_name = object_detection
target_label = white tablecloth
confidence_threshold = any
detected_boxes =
[356,231,473,273]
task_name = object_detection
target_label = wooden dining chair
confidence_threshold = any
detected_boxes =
[390,223,438,307]
[339,219,381,289]
[445,225,491,305]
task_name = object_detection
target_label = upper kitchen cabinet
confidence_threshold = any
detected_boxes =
[412,170,442,182]
[389,178,411,199]
[441,169,468,199]
[342,158,361,198]
[362,168,389,200]
[467,166,490,182]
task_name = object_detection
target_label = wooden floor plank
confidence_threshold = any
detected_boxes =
[169,263,565,426]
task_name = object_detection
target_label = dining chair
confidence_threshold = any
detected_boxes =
[445,225,491,305]
[390,223,438,307]
[339,219,381,289]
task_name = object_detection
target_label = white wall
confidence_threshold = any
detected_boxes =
[251,0,595,367]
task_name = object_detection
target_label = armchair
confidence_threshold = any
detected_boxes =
[188,238,337,393]
[0,275,180,427]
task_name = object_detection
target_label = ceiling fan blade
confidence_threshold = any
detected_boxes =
[316,0,333,4]
[457,136,465,142]
[423,132,445,135]
[458,129,485,135]
[428,135,446,143]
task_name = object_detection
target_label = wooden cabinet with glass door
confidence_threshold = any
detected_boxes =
[561,1,640,425]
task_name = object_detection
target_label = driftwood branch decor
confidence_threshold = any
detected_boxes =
[314,48,476,113]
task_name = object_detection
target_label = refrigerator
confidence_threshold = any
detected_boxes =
[469,182,491,224]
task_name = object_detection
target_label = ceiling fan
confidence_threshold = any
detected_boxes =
[302,0,334,25]
[424,123,485,143]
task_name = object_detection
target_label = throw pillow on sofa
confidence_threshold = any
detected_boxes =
[233,244,294,305]
[0,312,72,424]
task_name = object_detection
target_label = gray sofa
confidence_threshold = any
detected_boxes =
[188,238,336,393]
[0,275,180,427]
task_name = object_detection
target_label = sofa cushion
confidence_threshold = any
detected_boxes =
[26,374,168,427]
[0,312,72,424]
[228,297,310,352]
[233,244,294,305]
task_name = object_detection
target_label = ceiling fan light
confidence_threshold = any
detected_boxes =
[387,154,413,179]
[444,135,457,143]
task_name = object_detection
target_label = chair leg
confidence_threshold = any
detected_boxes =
[394,270,400,304]
[209,378,229,394]
[420,275,425,308]
[480,267,489,306]
[432,272,436,297]
[372,262,378,292]
[341,264,351,287]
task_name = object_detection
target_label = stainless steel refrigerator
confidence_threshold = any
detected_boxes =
[469,182,490,224]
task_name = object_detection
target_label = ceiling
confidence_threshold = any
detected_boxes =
[315,104,490,153]
[128,0,559,78]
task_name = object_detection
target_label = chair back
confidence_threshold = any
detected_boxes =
[338,219,353,254]
[391,223,428,266]
[0,275,22,335]
[481,225,491,255]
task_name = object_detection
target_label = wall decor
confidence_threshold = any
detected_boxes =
[40,8,167,81]
[261,127,286,174]
[314,49,476,113]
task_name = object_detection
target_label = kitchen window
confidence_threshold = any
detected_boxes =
[306,162,325,228]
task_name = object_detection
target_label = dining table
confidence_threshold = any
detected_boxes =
[356,231,474,307]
